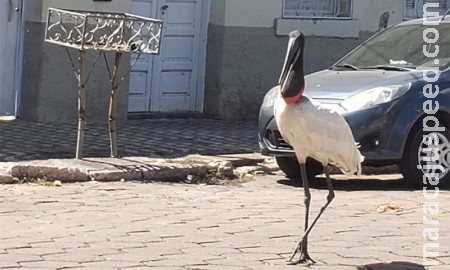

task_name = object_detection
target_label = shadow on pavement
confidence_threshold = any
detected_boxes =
[278,176,450,191]
[357,261,425,270]
[277,176,417,191]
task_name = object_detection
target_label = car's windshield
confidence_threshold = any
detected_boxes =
[336,23,450,71]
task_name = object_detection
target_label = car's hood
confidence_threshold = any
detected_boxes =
[304,69,423,100]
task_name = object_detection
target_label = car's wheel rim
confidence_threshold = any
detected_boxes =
[418,132,450,181]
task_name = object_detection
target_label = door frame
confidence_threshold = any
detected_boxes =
[1,0,25,117]
[14,0,25,117]
[195,0,211,113]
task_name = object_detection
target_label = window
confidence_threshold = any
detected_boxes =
[283,0,352,19]
[337,23,450,71]
[404,0,450,19]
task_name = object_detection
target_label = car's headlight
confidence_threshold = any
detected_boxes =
[340,83,411,112]
[262,87,278,108]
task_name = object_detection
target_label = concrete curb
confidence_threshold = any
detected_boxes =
[0,154,273,184]
[0,153,400,185]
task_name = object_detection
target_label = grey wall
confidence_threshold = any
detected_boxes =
[204,25,370,121]
[19,21,129,125]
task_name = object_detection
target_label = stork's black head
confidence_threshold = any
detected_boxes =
[279,31,305,104]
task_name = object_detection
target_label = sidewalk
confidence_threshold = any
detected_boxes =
[0,118,400,184]
[0,118,259,162]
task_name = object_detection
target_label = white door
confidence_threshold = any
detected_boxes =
[129,0,208,113]
[0,0,22,115]
[129,0,158,112]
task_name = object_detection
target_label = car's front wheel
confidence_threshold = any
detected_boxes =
[276,157,324,181]
[400,126,450,188]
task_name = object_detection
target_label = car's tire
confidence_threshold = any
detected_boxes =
[400,124,450,188]
[276,157,324,181]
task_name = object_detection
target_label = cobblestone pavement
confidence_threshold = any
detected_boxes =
[0,119,258,162]
[1,174,448,269]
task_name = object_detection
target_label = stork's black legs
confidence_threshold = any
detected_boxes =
[288,163,315,265]
[303,167,335,238]
[288,166,335,265]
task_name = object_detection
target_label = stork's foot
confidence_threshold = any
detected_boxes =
[288,256,315,266]
[287,251,316,266]
[287,241,316,265]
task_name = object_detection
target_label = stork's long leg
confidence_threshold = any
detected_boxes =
[288,163,314,264]
[289,166,335,265]
[303,166,335,239]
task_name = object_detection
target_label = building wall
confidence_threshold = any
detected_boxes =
[18,0,411,123]
[20,0,131,124]
[204,0,406,121]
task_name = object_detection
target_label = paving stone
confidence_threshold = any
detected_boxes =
[81,260,143,269]
[19,260,81,269]
[121,267,158,270]
[7,247,66,256]
[180,247,241,257]
[42,250,105,263]
[186,266,249,270]
[0,239,32,250]
[104,250,164,263]
[0,253,44,263]
[0,261,21,268]
[162,253,222,266]
[206,257,268,267]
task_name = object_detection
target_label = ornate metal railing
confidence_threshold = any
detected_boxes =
[45,8,163,54]
[44,8,163,159]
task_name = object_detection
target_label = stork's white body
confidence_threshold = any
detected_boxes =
[274,91,364,176]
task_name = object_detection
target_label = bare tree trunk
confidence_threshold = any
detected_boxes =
[109,52,123,158]
[76,50,86,159]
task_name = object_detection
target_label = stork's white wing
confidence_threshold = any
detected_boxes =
[290,97,363,175]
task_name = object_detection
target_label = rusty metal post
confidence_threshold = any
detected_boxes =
[108,52,123,157]
[76,50,86,159]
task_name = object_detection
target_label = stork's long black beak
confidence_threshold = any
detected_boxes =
[279,31,305,104]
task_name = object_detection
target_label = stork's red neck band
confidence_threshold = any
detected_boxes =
[283,88,304,104]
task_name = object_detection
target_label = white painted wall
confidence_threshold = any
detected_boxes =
[224,0,280,27]
[211,0,406,37]
[210,0,226,25]
[28,0,132,22]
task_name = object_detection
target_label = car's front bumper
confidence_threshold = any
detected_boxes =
[259,101,404,166]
